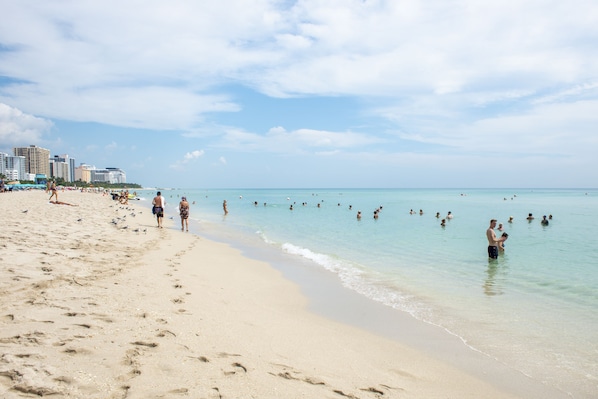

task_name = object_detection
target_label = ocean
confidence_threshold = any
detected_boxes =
[139,188,597,397]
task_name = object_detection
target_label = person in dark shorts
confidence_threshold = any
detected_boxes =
[486,219,507,259]
[152,191,165,228]
[49,180,58,202]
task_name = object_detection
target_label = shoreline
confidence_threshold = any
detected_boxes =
[192,213,571,399]
[0,190,567,398]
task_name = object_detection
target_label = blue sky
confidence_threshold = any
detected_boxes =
[1,0,597,188]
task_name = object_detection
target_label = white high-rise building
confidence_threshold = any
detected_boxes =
[2,154,26,180]
[106,167,126,184]
[90,168,126,184]
[50,155,72,182]
[0,152,6,176]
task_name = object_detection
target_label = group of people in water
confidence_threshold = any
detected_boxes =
[486,212,552,259]
[150,192,553,262]
[153,192,463,231]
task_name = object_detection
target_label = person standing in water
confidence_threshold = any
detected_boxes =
[498,232,509,252]
[486,219,508,259]
[223,200,228,215]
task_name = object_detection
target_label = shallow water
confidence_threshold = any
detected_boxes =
[143,188,598,398]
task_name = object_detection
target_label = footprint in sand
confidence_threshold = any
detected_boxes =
[131,341,158,348]
[169,388,189,395]
[1,314,15,321]
[63,312,86,317]
[63,347,93,355]
[268,364,327,387]
[91,313,114,323]
[0,331,46,346]
[221,361,249,376]
[156,330,176,338]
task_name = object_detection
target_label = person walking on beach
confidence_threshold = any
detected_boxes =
[223,200,228,215]
[179,196,189,231]
[48,181,58,202]
[152,191,165,228]
[486,219,508,259]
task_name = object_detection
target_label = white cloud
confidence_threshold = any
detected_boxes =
[1,1,597,188]
[396,98,598,159]
[215,125,385,155]
[1,0,596,130]
[170,149,205,170]
[105,141,118,151]
[0,103,54,149]
[532,82,598,105]
[184,150,205,160]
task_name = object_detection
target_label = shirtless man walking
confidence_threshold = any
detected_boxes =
[486,219,508,259]
[152,191,165,228]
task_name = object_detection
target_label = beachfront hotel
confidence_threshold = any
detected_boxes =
[0,153,26,181]
[49,154,76,182]
[3,144,126,184]
[13,145,50,178]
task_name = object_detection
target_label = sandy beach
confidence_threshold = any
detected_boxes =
[1,190,547,398]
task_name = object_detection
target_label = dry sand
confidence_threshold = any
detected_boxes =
[1,190,526,398]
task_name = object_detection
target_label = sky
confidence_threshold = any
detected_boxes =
[1,0,597,189]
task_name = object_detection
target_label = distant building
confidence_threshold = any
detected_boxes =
[90,169,110,183]
[75,163,94,183]
[6,146,128,185]
[106,167,126,184]
[5,170,20,181]
[66,155,76,182]
[0,152,5,176]
[13,145,50,178]
[50,154,75,182]
[91,167,126,184]
[1,152,26,180]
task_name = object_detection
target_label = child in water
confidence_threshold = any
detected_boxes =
[499,232,509,251]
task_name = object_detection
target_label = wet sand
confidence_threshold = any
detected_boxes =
[0,190,533,398]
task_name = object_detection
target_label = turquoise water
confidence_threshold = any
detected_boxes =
[142,188,597,397]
